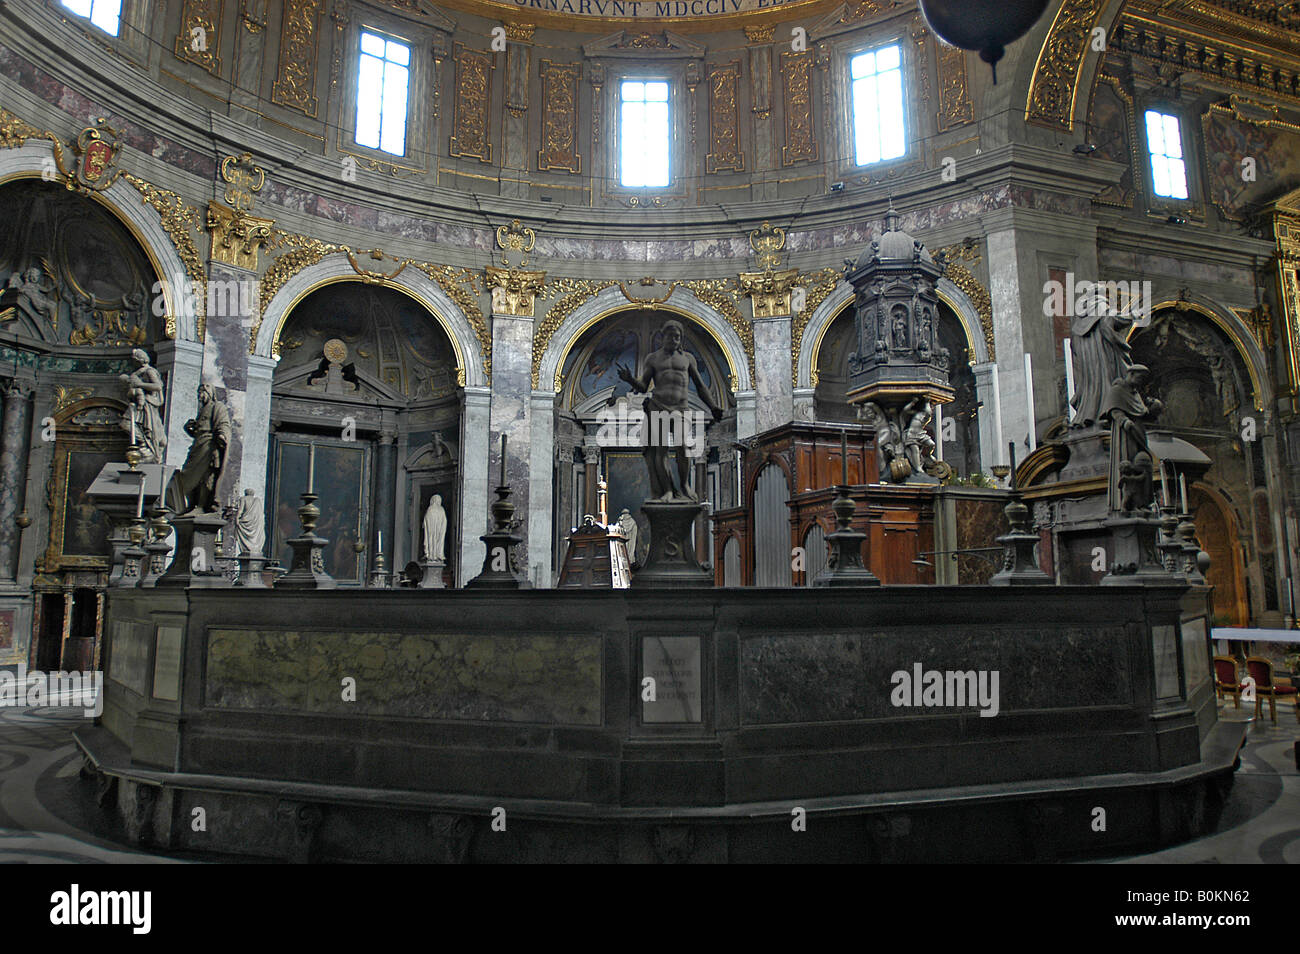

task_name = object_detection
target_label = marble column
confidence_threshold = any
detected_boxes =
[972,361,1003,470]
[529,392,555,587]
[203,261,259,509]
[488,310,534,572]
[985,225,1032,457]
[374,432,397,568]
[0,379,33,581]
[458,386,491,587]
[735,390,758,440]
[153,338,205,470]
[240,354,278,503]
[753,315,793,432]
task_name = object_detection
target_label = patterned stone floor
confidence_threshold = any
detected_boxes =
[0,703,1294,863]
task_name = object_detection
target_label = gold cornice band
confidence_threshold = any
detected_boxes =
[428,0,836,34]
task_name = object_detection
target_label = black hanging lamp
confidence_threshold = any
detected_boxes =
[918,0,1052,84]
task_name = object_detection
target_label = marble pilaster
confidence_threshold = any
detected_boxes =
[985,227,1031,457]
[202,261,259,510]
[753,316,793,432]
[153,338,205,471]
[0,379,34,581]
[501,38,531,199]
[972,362,1004,470]
[735,389,758,440]
[241,354,277,502]
[529,392,555,587]
[458,386,491,587]
[488,311,534,573]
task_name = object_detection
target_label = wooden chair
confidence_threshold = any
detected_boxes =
[1213,655,1242,708]
[1244,656,1300,725]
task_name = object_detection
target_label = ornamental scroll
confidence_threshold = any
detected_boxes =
[451,44,494,162]
[706,60,744,173]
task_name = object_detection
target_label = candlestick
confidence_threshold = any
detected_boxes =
[1008,441,1017,491]
[307,444,315,495]
[136,475,145,518]
[1179,473,1188,513]
[841,429,848,485]
[499,434,507,486]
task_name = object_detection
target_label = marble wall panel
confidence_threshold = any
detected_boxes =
[205,628,601,724]
[740,624,1133,724]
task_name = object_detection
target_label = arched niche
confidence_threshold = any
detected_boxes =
[268,281,463,585]
[0,179,164,348]
[552,308,734,569]
[1131,306,1272,621]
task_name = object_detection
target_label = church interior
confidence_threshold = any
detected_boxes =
[0,0,1298,869]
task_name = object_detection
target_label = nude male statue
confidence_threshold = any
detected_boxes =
[616,319,723,501]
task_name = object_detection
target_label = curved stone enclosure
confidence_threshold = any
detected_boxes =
[77,584,1239,862]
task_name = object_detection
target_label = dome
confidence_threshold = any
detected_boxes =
[857,206,935,269]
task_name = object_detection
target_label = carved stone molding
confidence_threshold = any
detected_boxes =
[272,0,323,117]
[935,242,995,363]
[207,201,274,271]
[1025,0,1107,131]
[533,278,618,390]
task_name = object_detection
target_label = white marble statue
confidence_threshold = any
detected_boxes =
[119,348,167,464]
[234,488,265,556]
[617,508,638,562]
[422,494,447,563]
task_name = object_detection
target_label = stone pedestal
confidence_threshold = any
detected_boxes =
[419,559,446,589]
[1100,515,1168,585]
[634,499,711,588]
[120,520,148,588]
[276,493,336,590]
[157,512,228,588]
[235,555,270,588]
[88,463,171,587]
[990,495,1052,585]
[466,484,529,589]
[813,486,880,587]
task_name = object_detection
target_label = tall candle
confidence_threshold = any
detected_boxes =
[136,476,145,518]
[1180,473,1188,513]
[307,444,315,495]
[378,530,382,552]
[1008,441,1017,491]
[1161,463,1171,508]
[841,429,848,485]
[500,434,507,486]
[129,413,135,446]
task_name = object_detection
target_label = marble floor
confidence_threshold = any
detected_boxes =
[0,703,1294,864]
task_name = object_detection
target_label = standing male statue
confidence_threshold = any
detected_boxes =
[422,493,447,563]
[233,488,265,556]
[616,319,723,501]
[119,348,167,463]
[1100,364,1163,513]
[168,383,231,514]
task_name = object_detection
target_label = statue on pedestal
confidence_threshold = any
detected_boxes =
[168,384,231,515]
[119,348,167,464]
[1070,297,1135,429]
[234,488,265,556]
[422,494,447,563]
[616,319,723,501]
[617,508,639,565]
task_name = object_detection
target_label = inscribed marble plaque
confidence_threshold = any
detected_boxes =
[642,635,701,723]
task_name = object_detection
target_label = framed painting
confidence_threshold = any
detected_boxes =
[271,438,369,584]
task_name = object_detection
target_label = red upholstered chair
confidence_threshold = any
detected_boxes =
[1213,656,1242,708]
[1244,656,1300,725]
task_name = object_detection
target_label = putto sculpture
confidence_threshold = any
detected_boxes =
[120,348,167,464]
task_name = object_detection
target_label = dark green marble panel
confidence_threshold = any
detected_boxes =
[206,629,601,725]
[107,619,149,695]
[740,625,1132,725]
